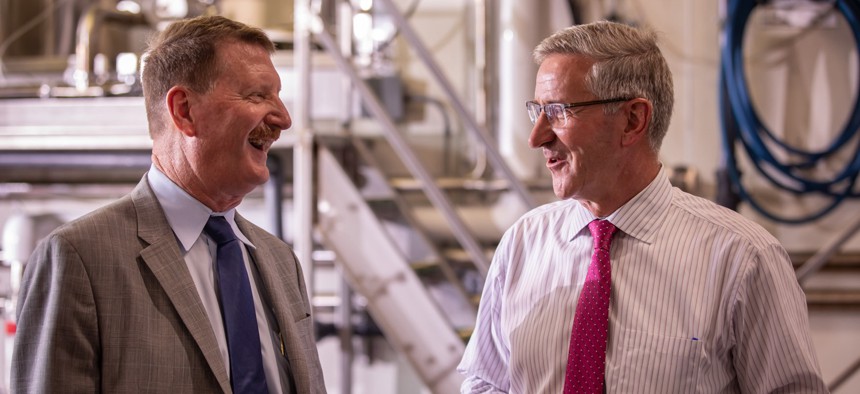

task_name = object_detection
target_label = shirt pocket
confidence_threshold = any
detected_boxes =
[612,329,704,394]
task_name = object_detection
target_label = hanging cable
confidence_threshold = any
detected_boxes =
[719,0,860,224]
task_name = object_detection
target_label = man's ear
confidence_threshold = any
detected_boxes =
[166,86,196,137]
[621,98,652,147]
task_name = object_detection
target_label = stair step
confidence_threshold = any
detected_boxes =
[804,289,860,308]
[791,252,860,271]
[388,177,550,193]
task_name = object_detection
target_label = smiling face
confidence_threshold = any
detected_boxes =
[171,39,290,210]
[529,54,628,208]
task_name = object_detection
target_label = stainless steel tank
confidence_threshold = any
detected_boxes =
[0,0,134,96]
[0,0,89,59]
[0,0,93,85]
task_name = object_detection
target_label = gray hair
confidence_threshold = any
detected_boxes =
[533,21,674,152]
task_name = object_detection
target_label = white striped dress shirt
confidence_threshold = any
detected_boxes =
[458,168,826,393]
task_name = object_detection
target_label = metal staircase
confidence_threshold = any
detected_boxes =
[316,145,468,393]
[293,1,537,392]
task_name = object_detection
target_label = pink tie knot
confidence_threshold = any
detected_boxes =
[588,220,617,251]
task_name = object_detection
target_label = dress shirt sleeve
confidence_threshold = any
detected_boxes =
[731,243,827,393]
[11,234,100,393]
[458,230,514,393]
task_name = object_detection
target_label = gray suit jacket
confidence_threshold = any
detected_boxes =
[11,176,326,393]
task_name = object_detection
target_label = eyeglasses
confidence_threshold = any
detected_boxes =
[526,97,631,127]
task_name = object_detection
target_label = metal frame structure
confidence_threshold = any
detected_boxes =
[291,1,536,391]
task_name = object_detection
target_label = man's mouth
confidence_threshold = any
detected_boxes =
[545,151,565,165]
[248,137,270,151]
[248,125,280,151]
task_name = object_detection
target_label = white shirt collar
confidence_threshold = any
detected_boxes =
[567,164,671,245]
[146,165,255,252]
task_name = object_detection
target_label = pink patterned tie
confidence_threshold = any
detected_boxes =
[564,219,618,394]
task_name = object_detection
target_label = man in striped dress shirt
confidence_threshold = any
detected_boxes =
[458,21,827,393]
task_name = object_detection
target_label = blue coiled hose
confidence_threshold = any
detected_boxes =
[719,0,860,224]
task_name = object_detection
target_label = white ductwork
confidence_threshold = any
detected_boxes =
[495,0,573,180]
[2,213,64,265]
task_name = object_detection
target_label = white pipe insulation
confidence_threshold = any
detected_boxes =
[496,0,573,180]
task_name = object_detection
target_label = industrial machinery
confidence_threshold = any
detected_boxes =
[3,0,860,393]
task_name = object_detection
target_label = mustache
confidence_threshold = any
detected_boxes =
[249,123,281,140]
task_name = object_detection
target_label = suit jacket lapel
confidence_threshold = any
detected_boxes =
[236,215,313,393]
[132,177,232,394]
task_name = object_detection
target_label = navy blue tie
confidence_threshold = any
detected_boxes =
[204,216,269,394]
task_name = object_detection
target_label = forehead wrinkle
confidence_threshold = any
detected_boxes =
[535,54,597,104]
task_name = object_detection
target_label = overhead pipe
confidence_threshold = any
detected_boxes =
[73,4,147,93]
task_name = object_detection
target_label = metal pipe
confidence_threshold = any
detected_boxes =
[73,5,100,91]
[264,154,284,240]
[0,151,151,169]
[338,278,354,394]
[293,0,315,298]
[73,5,147,92]
[468,0,490,179]
[313,26,492,275]
[828,354,860,392]
[374,0,536,209]
[388,176,550,192]
[796,217,860,284]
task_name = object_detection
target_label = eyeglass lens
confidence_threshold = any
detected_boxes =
[527,102,565,126]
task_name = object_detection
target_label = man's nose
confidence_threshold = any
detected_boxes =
[528,114,554,148]
[269,97,292,130]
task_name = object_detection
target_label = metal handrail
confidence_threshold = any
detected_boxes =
[829,354,860,392]
[350,136,477,312]
[793,217,860,391]
[796,216,860,284]
[312,25,493,275]
[374,0,536,210]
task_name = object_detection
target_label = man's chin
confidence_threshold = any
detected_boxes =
[253,171,270,185]
[235,168,270,191]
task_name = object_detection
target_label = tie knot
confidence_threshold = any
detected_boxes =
[588,219,617,251]
[204,216,238,245]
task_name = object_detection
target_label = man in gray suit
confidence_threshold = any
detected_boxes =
[12,16,326,393]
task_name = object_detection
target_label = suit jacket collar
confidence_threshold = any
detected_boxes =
[131,176,233,394]
[133,176,320,393]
